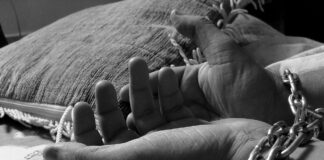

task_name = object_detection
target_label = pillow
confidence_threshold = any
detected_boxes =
[0,0,212,138]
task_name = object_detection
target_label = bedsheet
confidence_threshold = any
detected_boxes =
[0,116,53,160]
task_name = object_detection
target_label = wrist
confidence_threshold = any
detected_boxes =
[289,139,324,160]
[266,69,295,124]
[249,138,324,160]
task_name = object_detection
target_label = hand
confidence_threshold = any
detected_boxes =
[43,58,270,160]
[226,13,322,66]
[120,12,294,125]
[206,0,322,66]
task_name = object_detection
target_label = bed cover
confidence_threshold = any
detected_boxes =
[0,116,53,160]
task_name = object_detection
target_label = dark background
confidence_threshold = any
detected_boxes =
[249,0,324,42]
[1,0,324,48]
[0,24,8,48]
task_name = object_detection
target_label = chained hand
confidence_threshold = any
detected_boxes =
[44,58,272,160]
[44,63,324,160]
[120,11,294,124]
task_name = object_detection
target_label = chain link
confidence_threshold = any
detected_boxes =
[248,69,324,160]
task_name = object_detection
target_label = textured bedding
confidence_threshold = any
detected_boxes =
[0,0,207,105]
[0,116,52,146]
[0,115,51,159]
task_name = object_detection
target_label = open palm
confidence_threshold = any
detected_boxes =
[43,58,270,160]
[120,12,295,125]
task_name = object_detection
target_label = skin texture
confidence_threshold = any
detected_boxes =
[43,58,271,160]
[121,11,294,126]
[43,59,324,160]
[44,8,324,160]
[120,11,324,127]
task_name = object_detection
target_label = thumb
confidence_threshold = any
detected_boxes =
[43,143,86,160]
[42,141,147,160]
[170,10,241,65]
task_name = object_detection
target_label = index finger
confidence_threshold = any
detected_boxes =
[119,66,186,102]
[129,57,165,134]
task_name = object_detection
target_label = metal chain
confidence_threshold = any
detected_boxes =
[248,69,324,160]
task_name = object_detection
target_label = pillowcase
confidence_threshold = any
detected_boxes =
[0,0,212,138]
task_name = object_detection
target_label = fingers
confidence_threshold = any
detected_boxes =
[128,57,156,118]
[96,80,138,144]
[192,48,205,64]
[170,10,204,40]
[43,143,99,160]
[196,48,206,63]
[119,66,186,103]
[192,49,198,62]
[73,102,103,146]
[158,67,193,121]
[129,57,165,134]
[170,10,239,65]
[43,144,76,160]
[119,84,130,102]
[126,113,137,132]
[119,70,159,102]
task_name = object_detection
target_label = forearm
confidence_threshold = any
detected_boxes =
[267,55,324,139]
[266,52,324,108]
[290,139,324,160]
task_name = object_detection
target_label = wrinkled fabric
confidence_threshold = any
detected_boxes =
[0,0,212,110]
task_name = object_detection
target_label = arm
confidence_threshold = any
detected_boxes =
[291,140,324,160]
